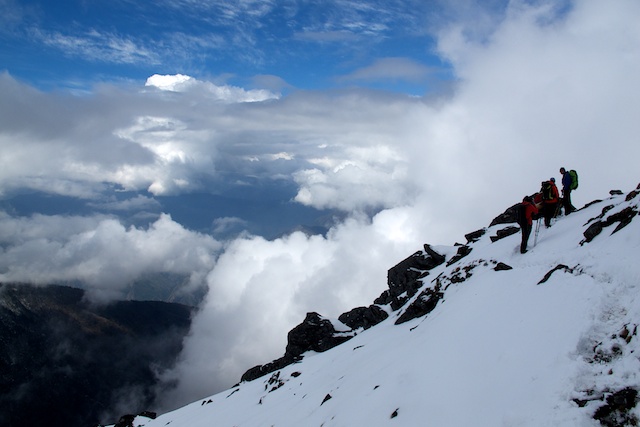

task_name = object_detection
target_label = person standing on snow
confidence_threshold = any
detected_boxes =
[540,178,559,228]
[560,167,576,215]
[519,196,539,254]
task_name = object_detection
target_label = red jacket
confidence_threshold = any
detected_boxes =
[545,183,559,204]
[523,201,538,225]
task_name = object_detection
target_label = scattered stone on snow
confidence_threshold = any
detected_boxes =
[593,387,639,427]
[465,228,486,243]
[494,262,513,271]
[446,245,472,266]
[395,285,443,325]
[490,226,520,242]
[538,264,572,285]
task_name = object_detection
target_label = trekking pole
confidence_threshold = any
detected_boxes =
[534,218,541,246]
[555,199,563,218]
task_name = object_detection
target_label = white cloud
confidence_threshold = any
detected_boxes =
[292,143,414,211]
[145,74,279,103]
[0,213,221,302]
[145,74,195,92]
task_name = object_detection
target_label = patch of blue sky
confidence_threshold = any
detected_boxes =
[0,0,456,95]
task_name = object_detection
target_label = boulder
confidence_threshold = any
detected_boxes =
[593,387,639,427]
[490,226,520,242]
[582,206,638,244]
[465,228,486,243]
[490,203,521,226]
[446,245,472,266]
[241,312,352,382]
[395,288,443,325]
[379,245,446,310]
[338,305,388,331]
[285,312,352,357]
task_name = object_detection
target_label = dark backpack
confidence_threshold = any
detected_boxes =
[541,181,553,200]
[569,170,578,190]
[516,203,527,227]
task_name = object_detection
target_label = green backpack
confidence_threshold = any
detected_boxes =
[569,170,578,190]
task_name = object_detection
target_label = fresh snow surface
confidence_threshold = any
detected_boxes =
[121,185,640,427]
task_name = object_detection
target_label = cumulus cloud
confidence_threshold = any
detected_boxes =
[145,74,280,102]
[292,143,416,211]
[0,213,221,302]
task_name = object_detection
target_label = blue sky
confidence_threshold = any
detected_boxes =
[1,0,454,94]
[1,0,640,409]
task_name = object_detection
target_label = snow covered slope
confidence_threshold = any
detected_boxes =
[121,183,640,427]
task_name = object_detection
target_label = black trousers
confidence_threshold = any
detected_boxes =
[543,203,557,227]
[521,223,532,253]
[563,189,575,214]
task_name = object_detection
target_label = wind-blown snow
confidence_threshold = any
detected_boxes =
[119,184,640,426]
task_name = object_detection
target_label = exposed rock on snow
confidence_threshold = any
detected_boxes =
[593,388,639,427]
[242,312,353,382]
[338,305,388,330]
[490,225,520,242]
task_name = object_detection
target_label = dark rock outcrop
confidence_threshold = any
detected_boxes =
[490,226,520,242]
[285,312,352,357]
[583,221,605,243]
[376,245,446,310]
[242,312,353,382]
[582,206,638,244]
[593,387,639,427]
[465,228,486,243]
[447,245,472,266]
[625,183,640,201]
[490,203,521,226]
[241,357,298,384]
[338,305,389,331]
[395,287,443,325]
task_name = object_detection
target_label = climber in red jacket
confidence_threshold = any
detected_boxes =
[540,178,559,227]
[519,196,539,254]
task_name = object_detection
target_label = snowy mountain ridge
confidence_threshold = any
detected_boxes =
[114,182,640,427]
